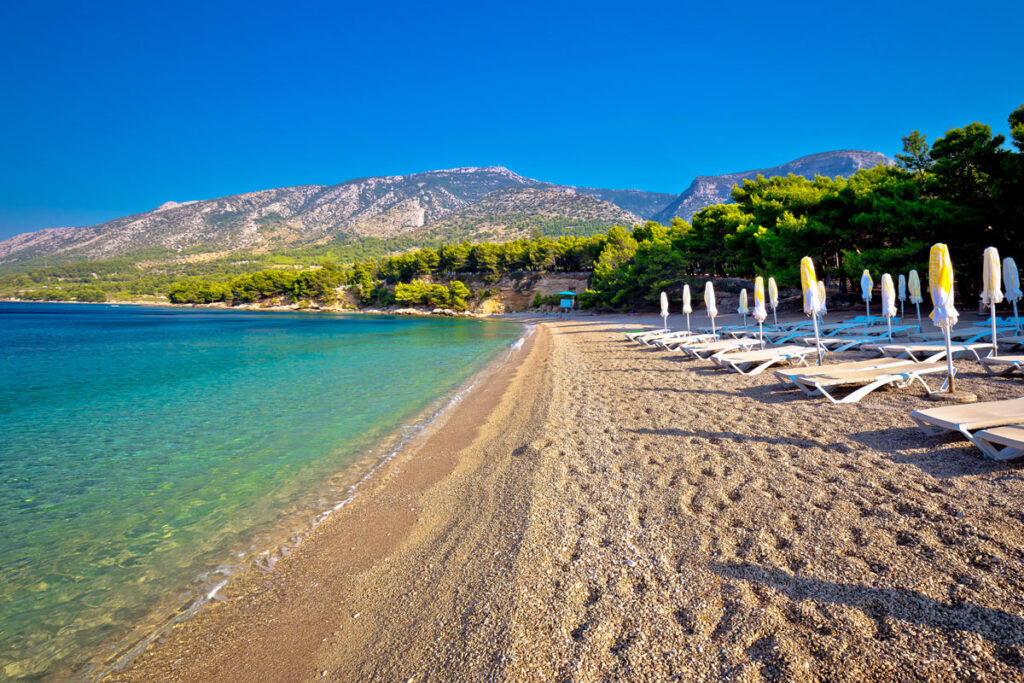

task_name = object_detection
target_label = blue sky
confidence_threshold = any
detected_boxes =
[0,0,1020,239]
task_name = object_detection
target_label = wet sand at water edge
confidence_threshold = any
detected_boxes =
[112,317,1024,681]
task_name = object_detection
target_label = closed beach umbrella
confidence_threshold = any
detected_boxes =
[660,291,669,330]
[817,280,827,317]
[982,247,1003,355]
[753,276,767,347]
[800,257,823,364]
[861,269,873,321]
[704,281,718,336]
[681,284,692,333]
[768,277,779,326]
[898,273,907,319]
[909,269,923,325]
[738,289,749,328]
[881,273,897,341]
[929,243,959,392]
[1003,257,1021,331]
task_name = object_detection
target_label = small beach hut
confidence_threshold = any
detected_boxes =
[929,243,959,392]
[982,248,1003,356]
[557,291,576,318]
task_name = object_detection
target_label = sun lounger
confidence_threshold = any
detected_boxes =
[799,335,887,352]
[909,398,1024,460]
[680,338,760,360]
[774,357,915,386]
[971,425,1024,460]
[979,355,1024,376]
[654,332,717,349]
[867,342,994,363]
[710,345,813,375]
[791,362,947,403]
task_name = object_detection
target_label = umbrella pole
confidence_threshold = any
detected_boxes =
[686,313,690,334]
[887,316,893,342]
[812,314,822,365]
[711,317,716,338]
[1015,300,1021,332]
[866,300,870,324]
[900,300,904,319]
[944,326,956,393]
[991,303,998,357]
[916,302,921,326]
[662,313,667,331]
[772,308,777,326]
[759,322,764,349]
[743,313,747,329]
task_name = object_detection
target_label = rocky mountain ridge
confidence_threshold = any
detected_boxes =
[0,151,894,265]
[653,150,895,223]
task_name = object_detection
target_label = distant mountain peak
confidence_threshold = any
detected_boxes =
[654,150,894,223]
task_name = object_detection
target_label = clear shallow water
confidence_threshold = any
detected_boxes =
[0,303,521,680]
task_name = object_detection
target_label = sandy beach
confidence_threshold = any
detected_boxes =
[110,316,1024,681]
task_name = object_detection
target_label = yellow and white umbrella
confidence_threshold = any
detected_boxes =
[738,289,749,328]
[982,247,1003,355]
[768,276,779,326]
[800,257,823,364]
[929,243,958,392]
[1003,257,1021,331]
[681,284,692,333]
[704,281,718,336]
[860,269,873,321]
[817,280,827,317]
[881,273,897,341]
[908,269,923,325]
[660,290,670,330]
[898,273,907,319]
[753,276,767,347]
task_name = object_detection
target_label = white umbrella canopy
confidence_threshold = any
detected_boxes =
[753,276,767,347]
[982,247,1003,354]
[929,243,959,392]
[768,277,779,326]
[1003,257,1021,330]
[738,289,749,327]
[898,273,907,319]
[861,269,873,321]
[817,280,827,317]
[660,291,669,330]
[881,273,897,341]
[800,257,823,364]
[682,284,692,333]
[704,281,718,336]
[909,269,923,325]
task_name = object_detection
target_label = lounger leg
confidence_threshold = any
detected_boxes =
[836,379,889,404]
[910,414,947,436]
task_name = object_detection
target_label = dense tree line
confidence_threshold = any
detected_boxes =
[582,105,1024,309]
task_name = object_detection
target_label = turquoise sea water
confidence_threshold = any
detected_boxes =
[0,302,522,680]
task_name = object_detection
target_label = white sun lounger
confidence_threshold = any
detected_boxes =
[799,335,889,352]
[971,425,1024,460]
[792,362,947,404]
[867,342,994,363]
[773,357,916,386]
[710,345,813,375]
[680,338,760,360]
[978,354,1024,376]
[910,398,1024,460]
[654,332,717,350]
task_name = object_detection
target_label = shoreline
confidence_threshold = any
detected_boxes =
[102,322,550,681]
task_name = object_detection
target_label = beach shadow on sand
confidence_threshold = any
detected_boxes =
[712,561,1024,649]
[626,426,838,452]
[847,427,1024,478]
